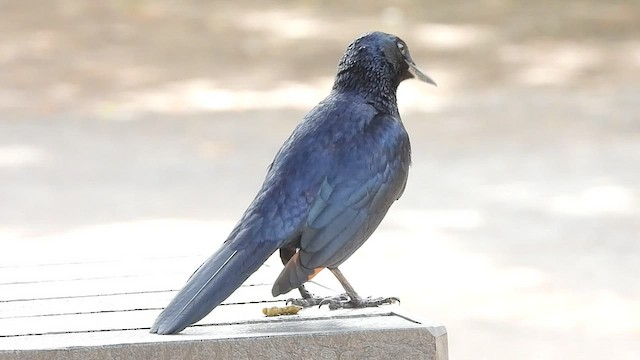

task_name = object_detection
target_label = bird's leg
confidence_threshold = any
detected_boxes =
[285,284,330,307]
[287,275,348,307]
[330,268,360,300]
[297,284,314,299]
[318,268,399,309]
[287,289,349,308]
[288,267,399,309]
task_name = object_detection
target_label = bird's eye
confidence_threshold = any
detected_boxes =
[397,42,406,55]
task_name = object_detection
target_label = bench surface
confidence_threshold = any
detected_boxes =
[0,230,447,359]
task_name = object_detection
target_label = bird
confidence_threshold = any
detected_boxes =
[150,31,436,335]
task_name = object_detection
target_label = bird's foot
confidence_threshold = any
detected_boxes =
[320,295,400,310]
[286,293,349,308]
[287,294,399,310]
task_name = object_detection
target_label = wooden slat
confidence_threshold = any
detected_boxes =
[0,300,394,338]
[0,311,424,351]
[0,259,289,302]
[0,282,333,319]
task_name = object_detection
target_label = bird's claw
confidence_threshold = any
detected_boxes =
[286,293,350,308]
[361,296,400,307]
[332,295,400,309]
[318,293,351,309]
[286,296,323,307]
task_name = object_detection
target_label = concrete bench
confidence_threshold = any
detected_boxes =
[0,236,447,359]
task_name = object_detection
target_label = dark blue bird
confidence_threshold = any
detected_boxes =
[150,31,436,335]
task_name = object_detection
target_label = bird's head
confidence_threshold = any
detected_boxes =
[334,31,436,93]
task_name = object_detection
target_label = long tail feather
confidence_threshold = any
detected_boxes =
[150,240,276,334]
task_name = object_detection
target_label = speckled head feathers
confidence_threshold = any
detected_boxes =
[333,31,435,95]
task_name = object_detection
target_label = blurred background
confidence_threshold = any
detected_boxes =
[1,0,639,358]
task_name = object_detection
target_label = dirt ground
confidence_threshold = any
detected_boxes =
[1,1,639,359]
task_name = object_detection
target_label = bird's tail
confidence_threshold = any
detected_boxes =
[150,239,277,335]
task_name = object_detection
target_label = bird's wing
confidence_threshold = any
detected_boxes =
[271,113,410,296]
[302,174,384,256]
[300,157,404,268]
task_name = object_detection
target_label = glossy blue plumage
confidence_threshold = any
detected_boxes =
[151,31,425,334]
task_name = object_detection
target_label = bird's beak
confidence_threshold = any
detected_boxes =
[406,59,437,87]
